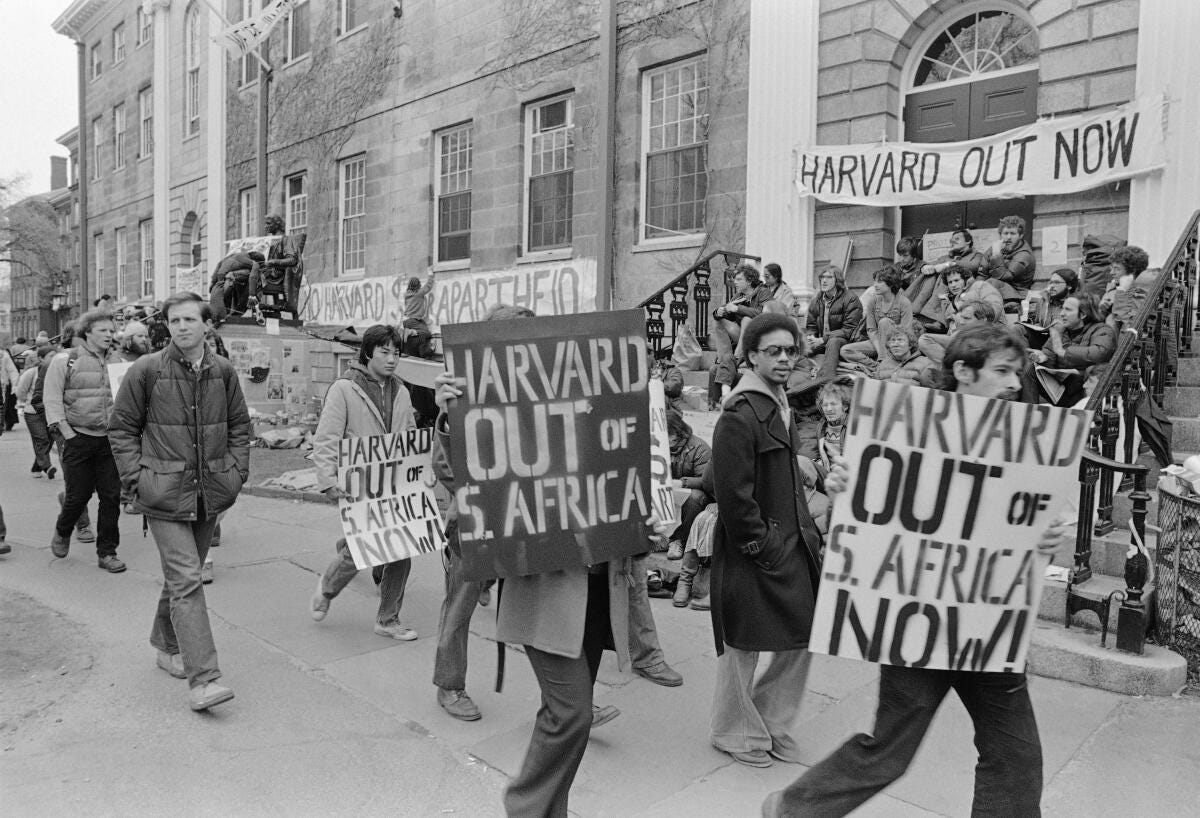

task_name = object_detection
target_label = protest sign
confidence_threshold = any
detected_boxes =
[648,379,678,527]
[336,429,447,569]
[795,96,1165,206]
[175,265,206,296]
[808,378,1090,673]
[108,361,133,397]
[226,235,279,257]
[443,310,652,581]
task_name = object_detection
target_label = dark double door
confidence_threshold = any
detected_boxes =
[901,70,1039,243]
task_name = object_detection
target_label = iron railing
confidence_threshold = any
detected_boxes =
[637,250,761,357]
[1156,483,1200,675]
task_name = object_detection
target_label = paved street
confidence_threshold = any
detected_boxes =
[1,424,1198,817]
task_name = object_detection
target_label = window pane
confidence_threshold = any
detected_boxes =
[528,171,573,250]
[645,146,706,239]
[438,191,471,261]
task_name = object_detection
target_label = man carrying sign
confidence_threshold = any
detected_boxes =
[310,325,420,641]
[764,323,1074,817]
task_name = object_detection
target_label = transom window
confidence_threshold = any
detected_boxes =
[914,10,1038,88]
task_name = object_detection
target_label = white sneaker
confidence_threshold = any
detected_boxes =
[373,622,417,641]
[311,575,330,621]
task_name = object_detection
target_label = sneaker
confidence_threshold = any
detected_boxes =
[50,532,70,558]
[156,650,186,679]
[32,471,44,479]
[768,735,803,764]
[76,526,96,543]
[666,540,684,560]
[634,661,683,687]
[46,467,57,480]
[189,682,235,711]
[0,540,10,556]
[437,688,482,721]
[201,561,214,584]
[98,555,127,573]
[591,704,620,728]
[723,748,773,768]
[310,575,330,621]
[373,622,418,641]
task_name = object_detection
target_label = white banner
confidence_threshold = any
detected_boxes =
[336,430,447,569]
[226,235,279,257]
[215,0,295,56]
[175,264,206,296]
[794,96,1166,206]
[808,378,1089,673]
[298,259,597,331]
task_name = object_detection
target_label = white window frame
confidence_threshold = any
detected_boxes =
[338,0,366,37]
[524,94,575,255]
[239,0,260,86]
[185,4,201,136]
[338,155,366,277]
[112,22,126,64]
[138,87,153,159]
[639,56,710,245]
[239,187,258,238]
[115,226,128,301]
[91,117,103,180]
[90,42,102,80]
[113,103,126,169]
[137,6,152,46]
[139,219,154,300]
[285,0,311,63]
[93,233,104,299]
[285,172,308,234]
[434,124,472,266]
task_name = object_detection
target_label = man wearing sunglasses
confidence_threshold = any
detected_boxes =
[709,312,825,768]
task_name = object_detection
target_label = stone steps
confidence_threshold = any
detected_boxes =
[1027,624,1188,696]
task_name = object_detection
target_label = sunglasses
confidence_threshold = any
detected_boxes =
[756,345,802,359]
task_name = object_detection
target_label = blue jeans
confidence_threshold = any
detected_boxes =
[778,665,1043,817]
[148,514,221,688]
[320,538,411,626]
[55,433,120,556]
[433,551,479,691]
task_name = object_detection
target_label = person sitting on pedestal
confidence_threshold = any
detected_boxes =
[208,251,264,322]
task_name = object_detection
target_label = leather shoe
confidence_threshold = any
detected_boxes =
[768,734,803,763]
[724,748,773,768]
[76,526,96,543]
[98,555,127,573]
[437,688,482,721]
[156,650,186,679]
[634,661,683,687]
[189,682,235,711]
[50,533,70,558]
[591,704,620,728]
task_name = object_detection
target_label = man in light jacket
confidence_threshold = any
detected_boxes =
[109,292,250,711]
[309,324,420,641]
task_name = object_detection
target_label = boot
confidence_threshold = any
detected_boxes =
[673,551,698,607]
[689,562,711,611]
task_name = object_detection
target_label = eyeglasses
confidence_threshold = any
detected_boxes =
[756,345,801,359]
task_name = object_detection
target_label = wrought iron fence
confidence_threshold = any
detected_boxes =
[1156,483,1200,676]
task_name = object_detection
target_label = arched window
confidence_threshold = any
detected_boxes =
[184,4,201,136]
[912,9,1038,88]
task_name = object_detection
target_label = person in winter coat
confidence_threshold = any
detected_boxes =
[309,324,421,641]
[665,409,713,560]
[712,264,772,361]
[805,265,864,381]
[982,214,1038,296]
[709,312,824,768]
[908,228,987,330]
[1030,293,1117,405]
[109,292,250,711]
[875,324,935,387]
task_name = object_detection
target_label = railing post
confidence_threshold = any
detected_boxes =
[1094,398,1120,536]
[1116,469,1151,654]
[1073,453,1098,584]
[645,295,665,357]
[694,263,712,348]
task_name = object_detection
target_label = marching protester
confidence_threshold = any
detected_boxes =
[804,265,863,382]
[109,292,250,712]
[17,345,57,478]
[310,324,420,641]
[709,312,824,768]
[43,309,123,573]
[763,322,1074,817]
[114,320,152,362]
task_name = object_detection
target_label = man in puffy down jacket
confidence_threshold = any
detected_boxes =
[109,292,250,712]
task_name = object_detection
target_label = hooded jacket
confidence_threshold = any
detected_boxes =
[710,370,822,654]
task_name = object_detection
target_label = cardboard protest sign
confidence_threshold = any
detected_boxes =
[442,310,652,581]
[336,429,447,569]
[808,378,1091,673]
[648,379,678,527]
[108,361,133,397]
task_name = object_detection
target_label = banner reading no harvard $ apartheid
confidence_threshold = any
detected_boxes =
[442,310,652,581]
[794,96,1165,206]
[808,378,1091,674]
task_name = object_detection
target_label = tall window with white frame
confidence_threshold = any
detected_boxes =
[93,233,104,299]
[115,226,128,300]
[239,0,260,85]
[339,155,366,276]
[184,3,201,136]
[641,56,708,241]
[139,219,154,300]
[91,117,103,180]
[137,5,152,46]
[525,96,574,252]
[113,104,126,169]
[285,173,307,234]
[138,86,153,158]
[338,0,362,35]
[90,42,102,80]
[285,0,310,62]
[112,22,126,64]
[435,125,472,263]
[239,187,257,238]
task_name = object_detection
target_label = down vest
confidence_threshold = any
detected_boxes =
[109,343,251,521]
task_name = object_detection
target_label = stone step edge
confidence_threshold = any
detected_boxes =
[1027,622,1188,696]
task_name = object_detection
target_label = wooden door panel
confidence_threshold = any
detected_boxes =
[969,70,1039,137]
[904,83,970,143]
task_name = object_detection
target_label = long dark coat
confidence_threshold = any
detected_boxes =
[710,388,823,654]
